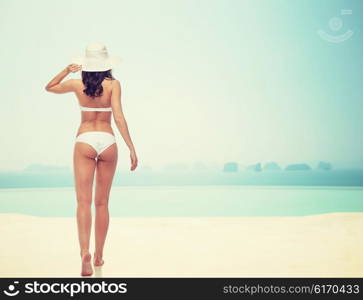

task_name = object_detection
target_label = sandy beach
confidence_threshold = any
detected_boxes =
[0,213,362,277]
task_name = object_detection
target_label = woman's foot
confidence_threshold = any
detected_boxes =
[81,252,93,276]
[93,253,104,267]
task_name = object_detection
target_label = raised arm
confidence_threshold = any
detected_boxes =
[45,64,81,94]
[111,79,138,171]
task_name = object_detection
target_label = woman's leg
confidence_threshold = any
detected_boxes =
[73,142,97,275]
[94,143,118,266]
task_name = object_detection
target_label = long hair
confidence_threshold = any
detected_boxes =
[81,70,114,98]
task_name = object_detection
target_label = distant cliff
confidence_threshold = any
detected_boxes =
[223,162,239,172]
[285,163,311,171]
[247,163,262,172]
[263,162,281,171]
[317,161,332,171]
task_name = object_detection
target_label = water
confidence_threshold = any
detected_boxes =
[0,185,362,217]
[0,169,362,188]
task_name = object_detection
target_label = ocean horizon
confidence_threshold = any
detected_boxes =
[0,168,362,189]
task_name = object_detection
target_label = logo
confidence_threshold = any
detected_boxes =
[317,9,353,43]
[3,281,20,297]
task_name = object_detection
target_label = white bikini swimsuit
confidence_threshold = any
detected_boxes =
[75,106,116,157]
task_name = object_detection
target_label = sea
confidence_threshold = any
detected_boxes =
[0,185,362,217]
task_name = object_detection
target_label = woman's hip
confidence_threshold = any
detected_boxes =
[75,131,117,157]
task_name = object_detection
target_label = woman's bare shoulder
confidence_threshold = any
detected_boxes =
[105,78,120,85]
[112,79,121,89]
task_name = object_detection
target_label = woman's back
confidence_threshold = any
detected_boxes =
[74,78,115,136]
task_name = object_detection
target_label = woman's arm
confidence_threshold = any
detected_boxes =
[111,79,138,171]
[45,64,81,94]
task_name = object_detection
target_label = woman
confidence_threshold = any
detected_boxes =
[45,42,138,276]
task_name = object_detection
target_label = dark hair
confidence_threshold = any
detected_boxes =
[81,70,114,98]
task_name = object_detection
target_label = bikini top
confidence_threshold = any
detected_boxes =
[79,106,112,112]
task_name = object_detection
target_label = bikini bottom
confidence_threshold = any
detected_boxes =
[75,131,116,157]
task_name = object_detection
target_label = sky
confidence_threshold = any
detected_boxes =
[0,0,362,171]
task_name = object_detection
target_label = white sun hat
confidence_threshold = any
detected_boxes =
[71,42,121,72]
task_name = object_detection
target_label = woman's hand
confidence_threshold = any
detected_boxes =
[66,64,82,73]
[130,149,138,171]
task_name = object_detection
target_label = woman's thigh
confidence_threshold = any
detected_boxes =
[95,144,118,205]
[73,143,97,204]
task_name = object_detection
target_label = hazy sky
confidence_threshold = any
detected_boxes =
[0,0,362,171]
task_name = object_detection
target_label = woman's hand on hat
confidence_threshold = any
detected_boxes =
[66,64,82,73]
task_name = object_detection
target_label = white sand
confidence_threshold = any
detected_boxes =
[0,213,362,277]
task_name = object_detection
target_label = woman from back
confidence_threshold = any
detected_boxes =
[45,42,138,276]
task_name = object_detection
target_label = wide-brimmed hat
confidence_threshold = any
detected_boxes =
[71,42,121,72]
